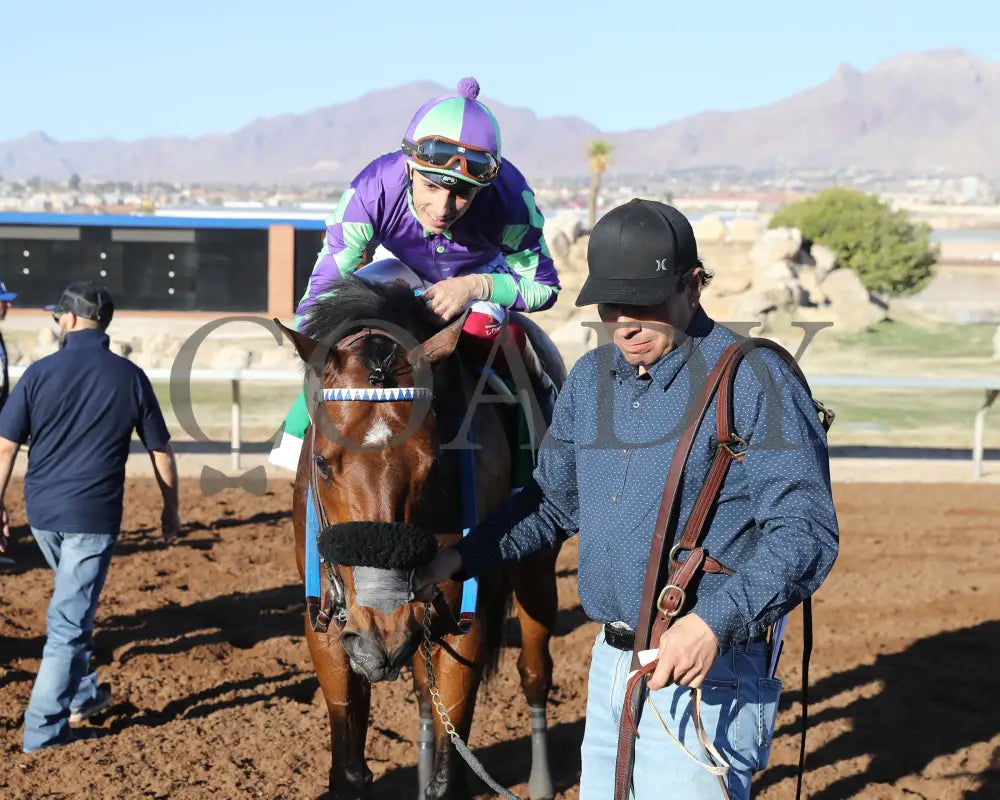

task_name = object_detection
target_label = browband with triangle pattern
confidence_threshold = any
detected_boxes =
[320,387,432,402]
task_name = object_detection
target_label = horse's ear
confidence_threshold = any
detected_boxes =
[274,318,326,368]
[408,310,470,365]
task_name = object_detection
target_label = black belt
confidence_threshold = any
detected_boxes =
[602,622,767,652]
[603,623,635,651]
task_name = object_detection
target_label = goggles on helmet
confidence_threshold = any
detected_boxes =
[402,136,501,185]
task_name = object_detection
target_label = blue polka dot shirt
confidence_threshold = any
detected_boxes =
[456,308,840,654]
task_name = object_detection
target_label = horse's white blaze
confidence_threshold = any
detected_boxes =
[363,418,393,447]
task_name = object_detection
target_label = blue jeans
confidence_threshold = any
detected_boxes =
[579,629,781,799]
[22,528,118,753]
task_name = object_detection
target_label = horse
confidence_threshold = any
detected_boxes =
[275,275,566,800]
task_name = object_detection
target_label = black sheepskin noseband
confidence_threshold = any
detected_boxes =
[318,522,438,570]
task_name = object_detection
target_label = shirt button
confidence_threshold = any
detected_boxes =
[612,493,619,504]
[436,245,446,253]
[632,401,640,408]
[604,542,611,553]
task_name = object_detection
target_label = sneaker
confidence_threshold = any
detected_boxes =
[69,684,111,724]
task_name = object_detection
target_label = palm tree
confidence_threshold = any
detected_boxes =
[585,140,613,229]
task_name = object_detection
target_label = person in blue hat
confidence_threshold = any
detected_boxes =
[0,280,16,566]
[0,280,182,752]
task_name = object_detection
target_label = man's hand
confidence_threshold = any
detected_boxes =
[411,547,464,602]
[647,613,719,691]
[0,504,10,554]
[161,507,182,544]
[423,276,482,321]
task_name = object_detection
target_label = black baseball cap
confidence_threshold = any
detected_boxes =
[576,198,700,306]
[44,280,114,327]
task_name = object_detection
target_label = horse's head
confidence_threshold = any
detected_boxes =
[278,276,471,682]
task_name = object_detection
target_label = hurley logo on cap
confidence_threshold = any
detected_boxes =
[654,259,670,272]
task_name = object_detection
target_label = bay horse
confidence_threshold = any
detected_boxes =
[275,275,566,800]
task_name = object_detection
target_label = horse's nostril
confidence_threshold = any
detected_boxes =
[340,629,380,662]
[339,630,392,678]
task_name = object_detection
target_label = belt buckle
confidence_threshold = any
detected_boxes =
[717,433,748,459]
[656,584,686,617]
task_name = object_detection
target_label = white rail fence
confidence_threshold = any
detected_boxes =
[10,366,303,470]
[9,367,999,477]
[808,375,1000,478]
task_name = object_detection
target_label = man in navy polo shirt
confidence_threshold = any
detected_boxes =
[0,279,17,568]
[0,280,181,753]
[0,278,18,413]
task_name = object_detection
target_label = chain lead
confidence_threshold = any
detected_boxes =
[421,601,522,800]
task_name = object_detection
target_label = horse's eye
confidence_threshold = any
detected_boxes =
[314,455,331,479]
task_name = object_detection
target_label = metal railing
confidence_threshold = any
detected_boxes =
[10,365,304,469]
[9,367,999,477]
[808,375,999,477]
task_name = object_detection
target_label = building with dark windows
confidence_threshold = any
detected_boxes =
[0,211,328,316]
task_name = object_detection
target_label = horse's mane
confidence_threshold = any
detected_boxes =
[300,275,445,352]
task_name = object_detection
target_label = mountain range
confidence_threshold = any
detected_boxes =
[2,49,997,184]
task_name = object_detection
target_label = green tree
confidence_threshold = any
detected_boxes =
[585,139,613,230]
[769,187,937,296]
[68,172,81,191]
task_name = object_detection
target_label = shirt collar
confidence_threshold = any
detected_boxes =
[610,306,714,389]
[62,328,110,350]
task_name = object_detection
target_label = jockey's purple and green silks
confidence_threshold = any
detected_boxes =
[294,151,560,328]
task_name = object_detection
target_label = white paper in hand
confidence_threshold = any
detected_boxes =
[626,648,660,681]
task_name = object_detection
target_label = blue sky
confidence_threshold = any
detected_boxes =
[1,0,996,142]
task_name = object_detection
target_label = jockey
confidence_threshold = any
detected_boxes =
[268,77,562,471]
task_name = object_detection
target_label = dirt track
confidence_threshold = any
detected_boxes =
[2,478,998,799]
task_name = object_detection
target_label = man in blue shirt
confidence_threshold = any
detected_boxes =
[0,280,181,753]
[0,279,17,568]
[0,278,17,413]
[415,200,839,799]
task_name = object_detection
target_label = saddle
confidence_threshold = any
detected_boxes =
[613,337,835,800]
[456,318,560,487]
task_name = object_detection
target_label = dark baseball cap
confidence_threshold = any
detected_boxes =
[576,198,700,307]
[44,280,114,327]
